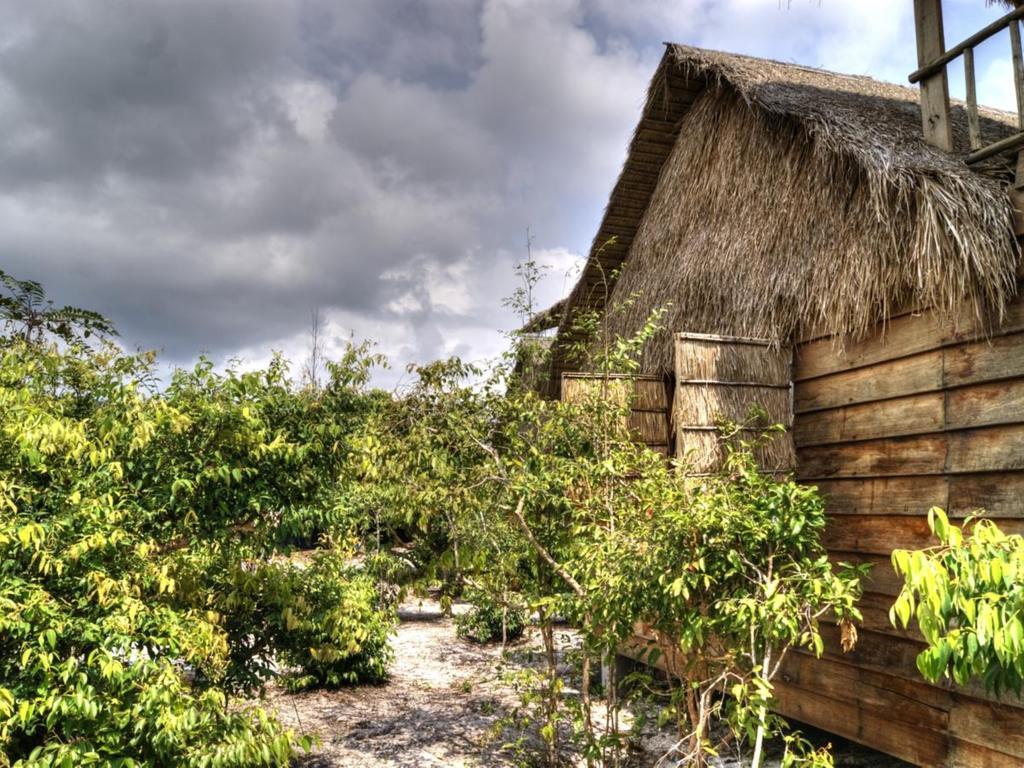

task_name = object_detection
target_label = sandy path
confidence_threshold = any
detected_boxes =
[268,600,907,767]
[270,600,524,767]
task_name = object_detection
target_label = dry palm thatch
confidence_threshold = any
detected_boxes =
[547,45,1022,380]
[520,298,567,333]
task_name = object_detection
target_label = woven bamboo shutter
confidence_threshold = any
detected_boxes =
[673,333,794,473]
[561,373,671,456]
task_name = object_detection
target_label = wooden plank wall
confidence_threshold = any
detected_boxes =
[781,277,1024,767]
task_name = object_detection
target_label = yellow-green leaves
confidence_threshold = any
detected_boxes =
[0,339,385,766]
[890,590,914,629]
[16,522,43,550]
[890,509,1024,693]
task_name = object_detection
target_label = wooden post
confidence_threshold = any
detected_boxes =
[964,48,982,151]
[1011,161,1024,232]
[1010,20,1024,129]
[913,0,954,152]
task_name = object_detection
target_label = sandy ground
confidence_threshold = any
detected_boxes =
[270,600,522,767]
[267,599,907,767]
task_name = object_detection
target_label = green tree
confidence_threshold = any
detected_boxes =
[0,335,392,766]
[348,254,863,766]
[0,270,116,345]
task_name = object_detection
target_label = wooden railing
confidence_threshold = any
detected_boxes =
[911,0,1024,165]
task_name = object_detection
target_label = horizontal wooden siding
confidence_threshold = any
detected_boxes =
[785,279,1024,767]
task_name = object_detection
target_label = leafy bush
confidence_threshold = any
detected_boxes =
[351,353,864,767]
[346,251,864,765]
[274,550,395,690]
[0,338,388,766]
[615,440,865,765]
[891,507,1024,694]
[455,593,527,644]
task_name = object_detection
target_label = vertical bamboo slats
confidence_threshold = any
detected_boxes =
[560,373,671,454]
[673,333,794,473]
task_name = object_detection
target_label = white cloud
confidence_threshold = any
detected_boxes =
[530,246,586,307]
[0,0,1012,387]
[585,0,915,80]
[276,79,337,143]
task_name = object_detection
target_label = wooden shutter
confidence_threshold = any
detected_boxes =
[560,373,670,455]
[674,333,794,473]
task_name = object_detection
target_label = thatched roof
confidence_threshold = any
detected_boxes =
[545,44,1022,383]
[520,298,567,333]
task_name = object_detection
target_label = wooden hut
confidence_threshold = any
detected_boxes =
[531,38,1024,767]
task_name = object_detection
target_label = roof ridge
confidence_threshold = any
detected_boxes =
[667,43,892,86]
[666,42,1017,119]
[668,43,888,86]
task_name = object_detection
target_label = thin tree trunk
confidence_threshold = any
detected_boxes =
[604,652,620,768]
[538,607,560,768]
[686,682,704,767]
[510,498,583,597]
[751,643,773,768]
[581,643,592,732]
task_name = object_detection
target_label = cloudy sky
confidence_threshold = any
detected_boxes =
[0,0,1016,386]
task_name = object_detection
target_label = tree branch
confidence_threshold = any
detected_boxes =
[509,497,584,597]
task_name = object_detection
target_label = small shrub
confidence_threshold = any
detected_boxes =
[456,594,527,644]
[275,550,396,689]
[0,341,311,766]
[891,507,1024,693]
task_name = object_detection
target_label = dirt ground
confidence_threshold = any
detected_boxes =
[270,600,523,767]
[268,599,907,767]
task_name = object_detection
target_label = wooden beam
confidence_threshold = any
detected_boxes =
[1010,19,1024,128]
[964,47,982,151]
[909,3,1024,83]
[914,0,954,152]
[966,127,1024,164]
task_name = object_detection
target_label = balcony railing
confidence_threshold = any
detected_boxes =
[911,1,1024,165]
